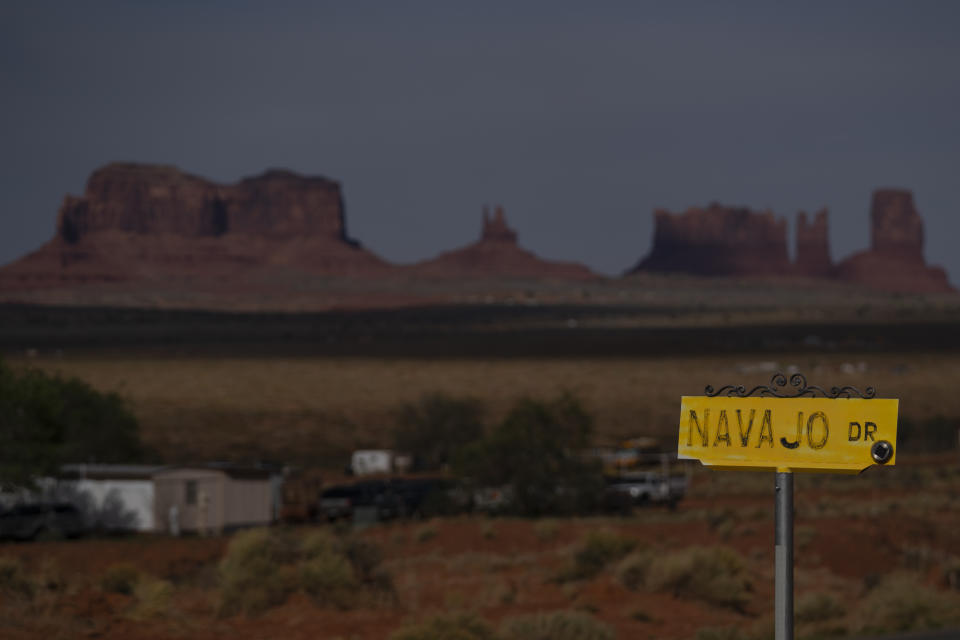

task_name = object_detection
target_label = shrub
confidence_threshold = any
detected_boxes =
[415,523,438,543]
[646,547,750,612]
[557,530,636,582]
[299,552,357,608]
[218,528,298,616]
[310,531,393,606]
[853,572,960,634]
[500,610,614,640]
[390,613,500,640]
[486,579,516,605]
[128,577,174,620]
[341,536,386,584]
[708,508,738,531]
[481,521,496,540]
[795,592,844,623]
[629,608,655,623]
[534,519,559,542]
[615,550,655,590]
[218,527,393,616]
[714,519,736,541]
[36,558,67,593]
[299,529,363,607]
[100,563,140,595]
[577,530,636,568]
[301,529,339,558]
[0,556,34,599]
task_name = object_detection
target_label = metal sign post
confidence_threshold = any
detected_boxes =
[775,471,793,640]
[676,373,898,640]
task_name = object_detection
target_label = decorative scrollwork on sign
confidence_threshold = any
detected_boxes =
[704,373,876,399]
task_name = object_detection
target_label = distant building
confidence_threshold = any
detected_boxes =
[152,465,276,535]
[350,449,412,476]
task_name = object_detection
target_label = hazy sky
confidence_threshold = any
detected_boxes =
[3,2,959,282]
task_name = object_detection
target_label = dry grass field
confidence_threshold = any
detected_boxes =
[7,351,960,465]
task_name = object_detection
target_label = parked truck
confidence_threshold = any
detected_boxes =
[593,436,688,510]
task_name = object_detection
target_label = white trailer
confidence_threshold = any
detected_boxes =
[58,464,165,532]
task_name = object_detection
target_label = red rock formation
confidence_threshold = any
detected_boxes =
[794,208,832,277]
[870,189,924,261]
[628,203,791,276]
[836,189,952,293]
[408,206,595,280]
[481,205,518,244]
[57,164,354,243]
[629,193,952,292]
[0,163,387,290]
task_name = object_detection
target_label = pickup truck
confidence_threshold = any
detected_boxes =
[602,472,687,510]
[0,502,85,540]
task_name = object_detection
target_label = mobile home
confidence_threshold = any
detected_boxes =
[153,466,274,535]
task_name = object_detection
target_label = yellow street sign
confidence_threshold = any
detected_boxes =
[677,396,898,473]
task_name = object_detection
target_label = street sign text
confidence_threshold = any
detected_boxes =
[677,397,898,472]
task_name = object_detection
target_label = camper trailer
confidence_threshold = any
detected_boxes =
[58,464,164,532]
